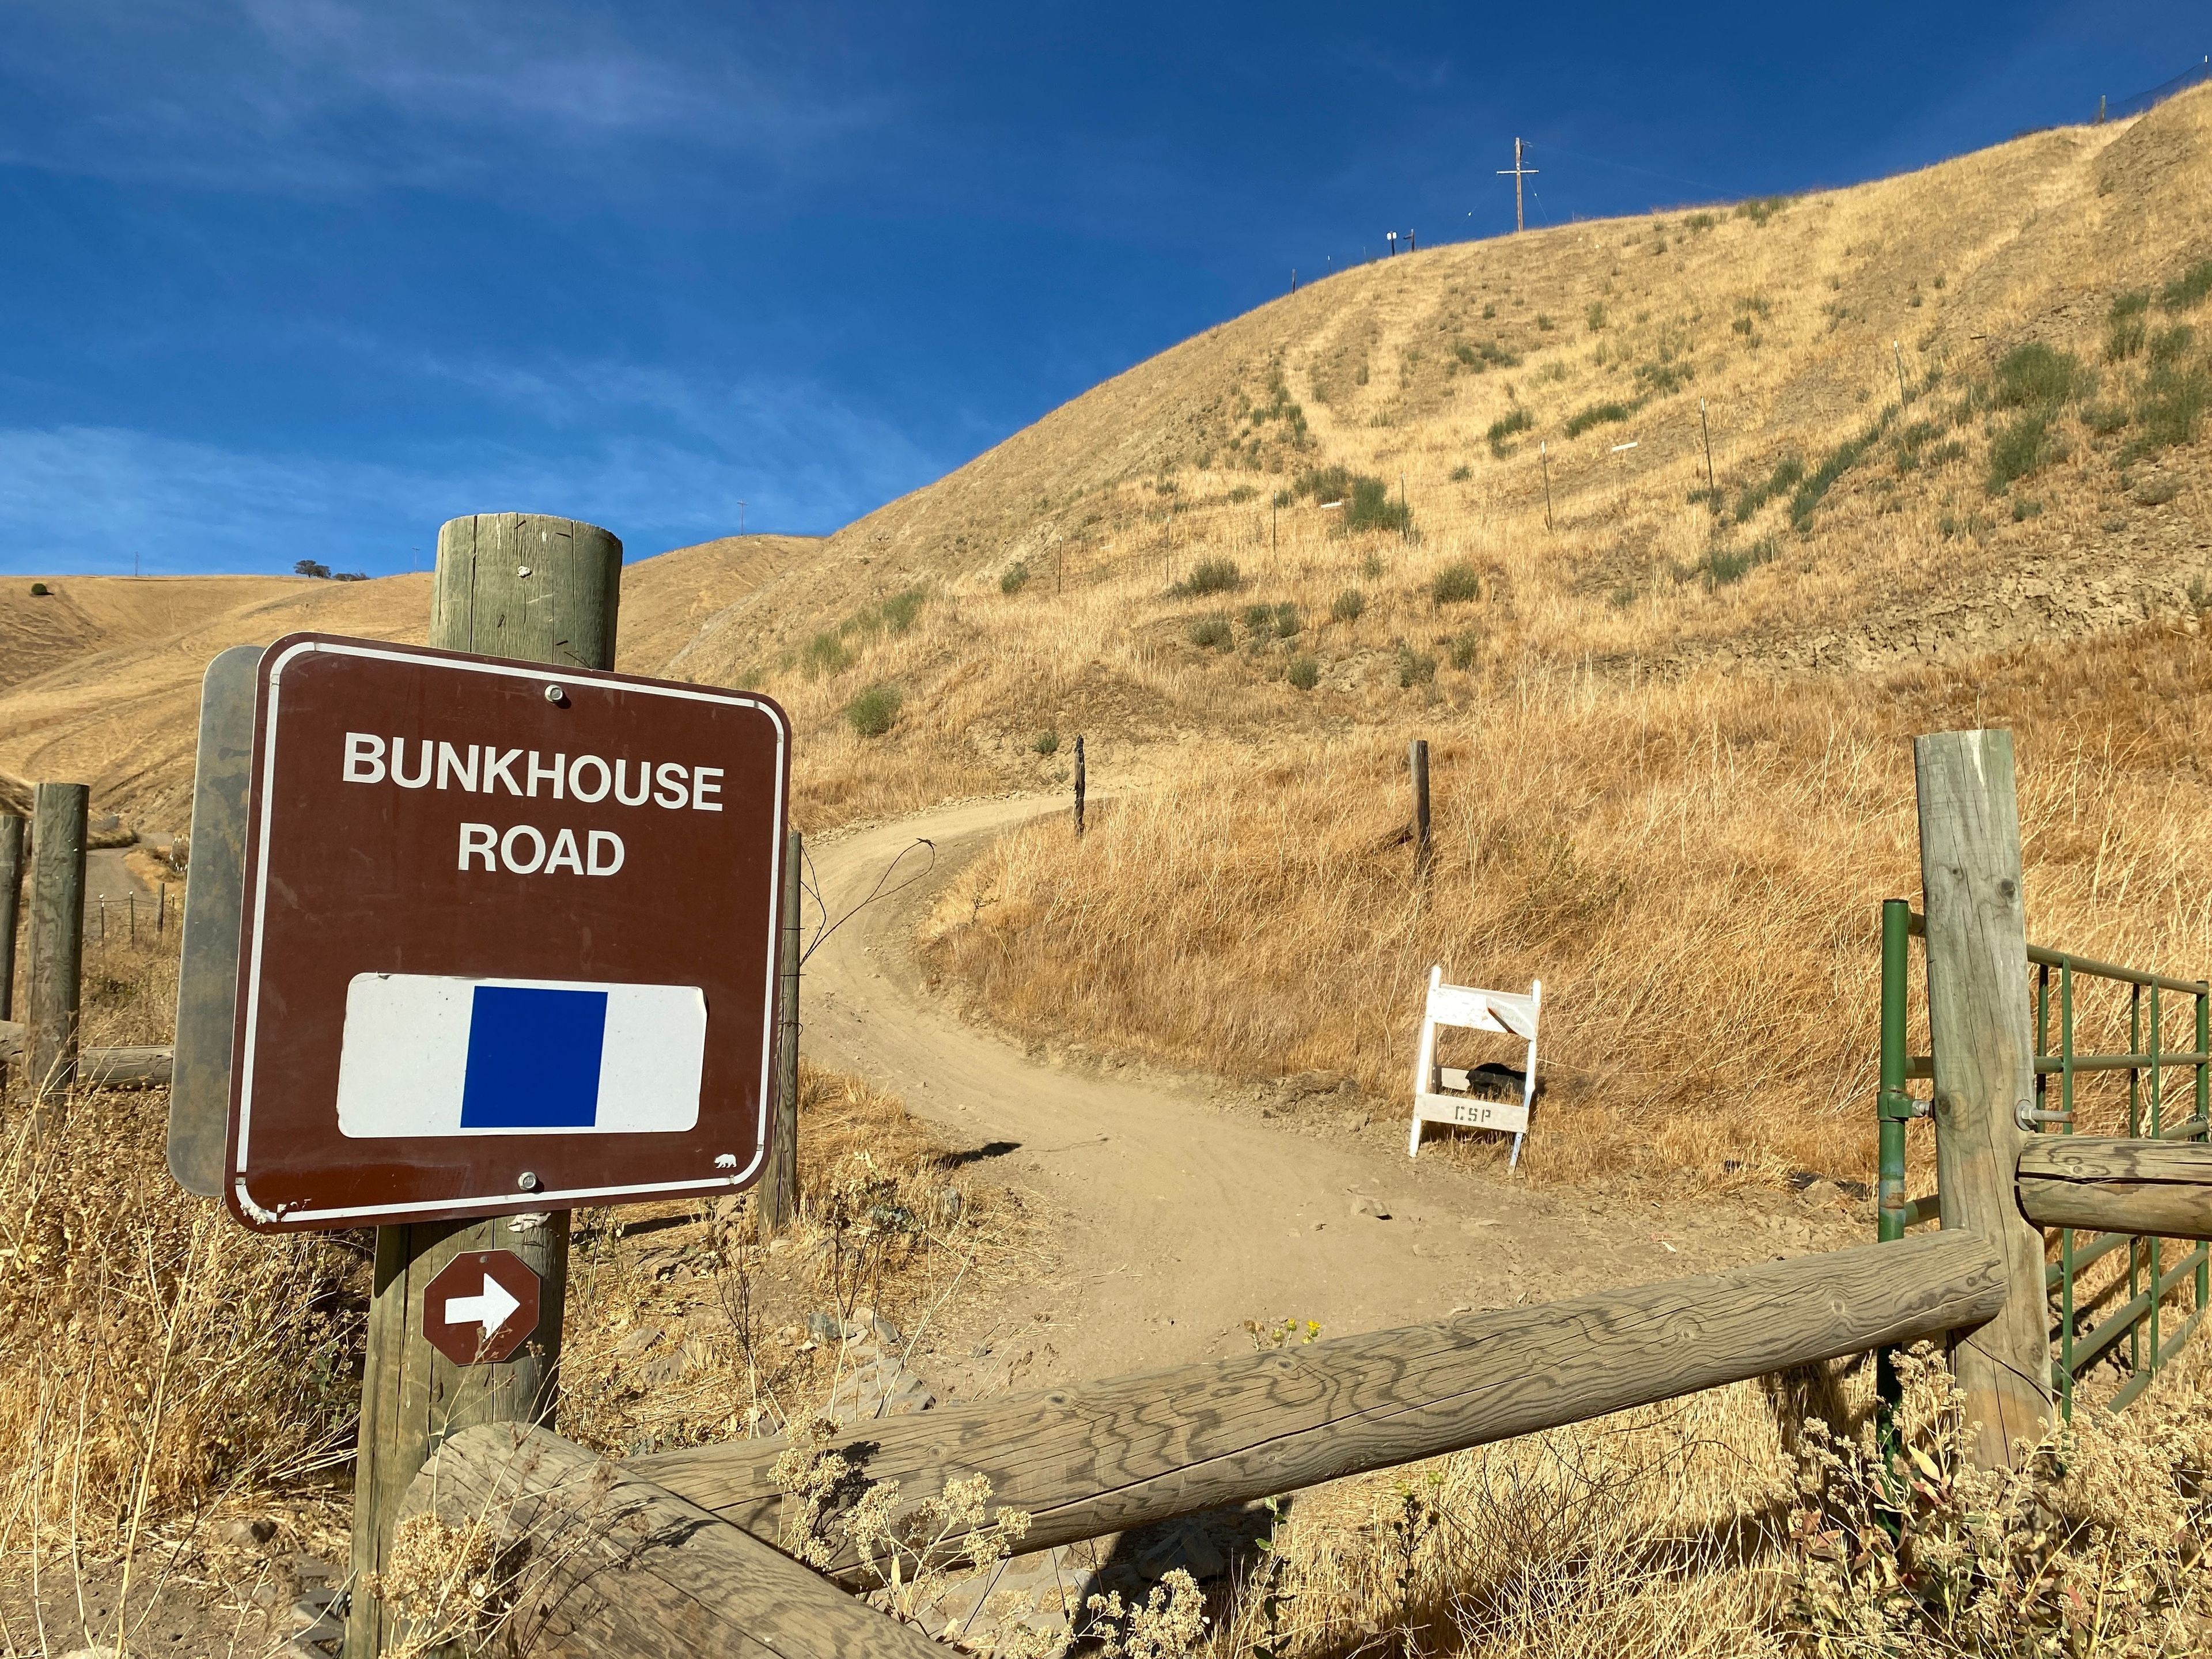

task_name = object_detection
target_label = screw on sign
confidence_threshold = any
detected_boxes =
[423,1249,541,1365]
[221,632,792,1231]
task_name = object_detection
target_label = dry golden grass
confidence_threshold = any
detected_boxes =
[922,622,2212,1191]
[664,88,2212,846]
[0,533,816,832]
[0,921,1021,1645]
[1210,1343,2212,1659]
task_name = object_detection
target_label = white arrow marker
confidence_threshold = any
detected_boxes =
[443,1275,521,1336]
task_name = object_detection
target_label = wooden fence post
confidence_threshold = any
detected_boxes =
[344,514,622,1659]
[26,783,88,1108]
[0,813,21,1089]
[1409,739,1431,873]
[1074,735,1086,836]
[1915,728,2054,1468]
[760,829,801,1235]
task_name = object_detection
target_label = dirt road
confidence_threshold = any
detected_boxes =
[801,797,1866,1388]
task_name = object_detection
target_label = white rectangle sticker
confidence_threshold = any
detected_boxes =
[336,974,706,1138]
[1414,1092,1530,1135]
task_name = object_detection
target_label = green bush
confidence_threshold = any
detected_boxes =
[1176,557,1243,596]
[1635,358,1694,397]
[28,581,49,597]
[1241,601,1275,636]
[1696,537,1778,588]
[1033,729,1059,755]
[1448,463,1472,482]
[2106,291,2150,361]
[1286,654,1320,691]
[1396,647,1437,688]
[2149,324,2196,368]
[1430,562,1480,606]
[844,683,902,737]
[1790,419,1889,529]
[1993,343,2088,410]
[1187,614,1233,650]
[1000,562,1031,594]
[1585,301,1608,332]
[803,632,853,677]
[2083,402,2130,435]
[1564,401,1632,437]
[1536,313,1555,331]
[1486,407,1533,457]
[2011,496,2043,521]
[1344,475,1409,535]
[1447,631,1480,671]
[1734,455,1804,521]
[2127,362,2211,457]
[1331,588,1366,623]
[1736,196,1789,225]
[2160,259,2212,312]
[1985,412,2054,494]
[878,587,926,633]
[1271,602,1301,638]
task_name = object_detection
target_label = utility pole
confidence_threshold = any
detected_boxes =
[1699,399,1715,498]
[1498,138,1537,234]
[1540,441,1554,531]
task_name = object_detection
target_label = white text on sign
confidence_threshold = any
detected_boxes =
[341,735,724,811]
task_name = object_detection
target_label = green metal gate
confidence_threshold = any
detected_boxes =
[1877,897,2212,1415]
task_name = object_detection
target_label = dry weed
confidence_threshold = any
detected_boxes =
[923,624,2212,1189]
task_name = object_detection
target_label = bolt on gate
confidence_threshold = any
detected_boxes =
[1877,897,2212,1416]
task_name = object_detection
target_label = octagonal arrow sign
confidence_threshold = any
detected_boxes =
[423,1249,541,1365]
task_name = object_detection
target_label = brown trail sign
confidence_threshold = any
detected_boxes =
[224,632,791,1230]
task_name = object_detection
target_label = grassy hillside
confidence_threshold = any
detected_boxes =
[681,94,2212,791]
[662,88,2212,1187]
[0,535,817,830]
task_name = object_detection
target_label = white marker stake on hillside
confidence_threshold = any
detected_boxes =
[444,1275,522,1339]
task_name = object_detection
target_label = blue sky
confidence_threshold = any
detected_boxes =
[1,2,2202,577]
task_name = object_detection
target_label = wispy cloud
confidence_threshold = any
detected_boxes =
[0,366,942,577]
[0,0,891,198]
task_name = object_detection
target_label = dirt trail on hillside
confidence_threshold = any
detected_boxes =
[802,797,1868,1389]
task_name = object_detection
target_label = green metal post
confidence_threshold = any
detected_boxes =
[2130,983,2143,1376]
[2045,963,2073,1422]
[2198,988,2208,1320]
[2150,984,2164,1382]
[1877,900,1911,1245]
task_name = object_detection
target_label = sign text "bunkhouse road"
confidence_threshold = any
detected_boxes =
[340,734,726,877]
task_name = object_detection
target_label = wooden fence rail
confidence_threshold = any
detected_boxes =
[411,1230,2005,1616]
[2016,1137,2212,1237]
[0,1021,172,1088]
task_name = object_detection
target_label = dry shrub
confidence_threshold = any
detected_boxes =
[1217,1379,1795,1659]
[560,1060,1037,1457]
[0,920,361,1600]
[925,624,2212,1187]
[1787,1347,2212,1653]
[0,1086,361,1563]
[1209,1346,2212,1659]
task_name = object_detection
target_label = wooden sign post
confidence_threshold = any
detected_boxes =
[343,516,623,1656]
[1914,729,2054,1469]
